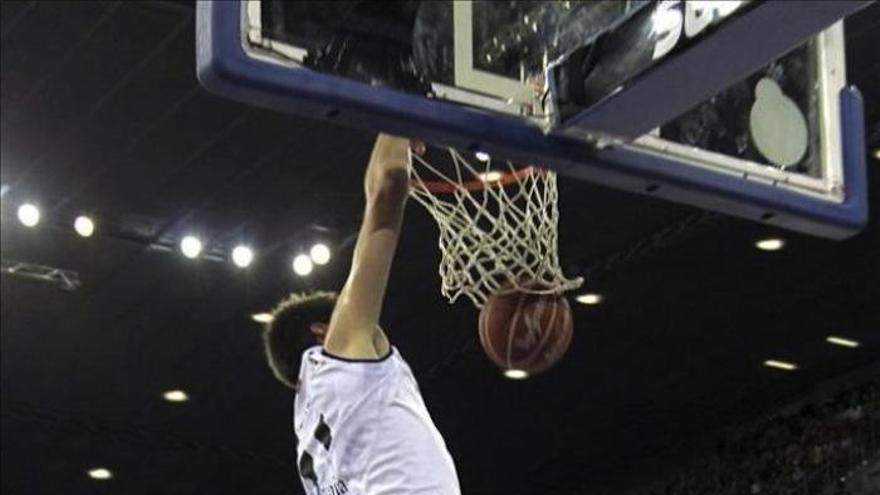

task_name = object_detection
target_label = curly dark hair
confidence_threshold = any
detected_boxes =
[261,291,338,389]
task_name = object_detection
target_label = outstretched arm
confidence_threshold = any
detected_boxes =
[323,134,413,359]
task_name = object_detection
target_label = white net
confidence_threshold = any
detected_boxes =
[409,149,583,309]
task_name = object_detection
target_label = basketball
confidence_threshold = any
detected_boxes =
[478,289,574,378]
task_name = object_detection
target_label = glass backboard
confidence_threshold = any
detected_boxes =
[196,0,869,239]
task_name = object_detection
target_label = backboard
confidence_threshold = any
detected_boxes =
[197,1,869,239]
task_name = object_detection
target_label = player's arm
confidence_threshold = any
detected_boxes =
[323,134,412,359]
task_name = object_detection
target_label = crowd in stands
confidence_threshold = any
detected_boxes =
[642,380,880,495]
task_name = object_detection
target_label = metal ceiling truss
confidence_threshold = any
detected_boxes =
[0,259,82,291]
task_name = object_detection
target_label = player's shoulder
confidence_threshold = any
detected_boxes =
[319,345,395,362]
[302,345,324,364]
[315,345,404,378]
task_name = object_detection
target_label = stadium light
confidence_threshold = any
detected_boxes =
[87,468,113,480]
[251,313,274,324]
[74,215,95,237]
[180,236,203,259]
[478,171,503,182]
[504,369,529,380]
[17,203,40,227]
[826,336,860,348]
[293,254,313,276]
[755,238,785,251]
[231,245,254,268]
[575,293,603,305]
[310,243,331,265]
[162,390,189,402]
[764,359,798,371]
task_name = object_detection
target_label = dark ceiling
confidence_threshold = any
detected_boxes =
[1,2,878,495]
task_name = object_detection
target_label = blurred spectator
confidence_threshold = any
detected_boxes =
[638,381,879,495]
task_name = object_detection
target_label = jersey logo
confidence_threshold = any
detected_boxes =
[298,414,348,494]
[299,451,319,490]
[314,414,332,450]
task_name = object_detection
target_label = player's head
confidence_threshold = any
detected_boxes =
[261,291,338,390]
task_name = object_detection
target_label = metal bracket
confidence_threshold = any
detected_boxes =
[1,259,82,291]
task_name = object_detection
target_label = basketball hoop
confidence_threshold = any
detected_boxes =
[409,148,582,309]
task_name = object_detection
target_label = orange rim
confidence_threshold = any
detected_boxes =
[411,166,545,194]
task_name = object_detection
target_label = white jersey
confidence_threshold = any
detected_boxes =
[293,346,461,495]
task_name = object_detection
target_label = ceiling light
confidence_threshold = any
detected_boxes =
[251,312,274,324]
[504,369,529,380]
[162,390,189,402]
[755,238,785,251]
[764,359,798,371]
[310,243,331,265]
[575,293,603,305]
[826,335,860,348]
[74,215,95,237]
[873,149,879,160]
[478,171,503,182]
[292,254,313,276]
[231,245,254,268]
[475,151,490,162]
[180,235,203,259]
[87,467,113,480]
[17,203,40,227]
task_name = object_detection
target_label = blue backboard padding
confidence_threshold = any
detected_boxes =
[196,1,868,239]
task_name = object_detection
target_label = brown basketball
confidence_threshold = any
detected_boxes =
[478,289,573,377]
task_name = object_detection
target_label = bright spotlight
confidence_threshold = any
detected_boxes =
[873,149,879,160]
[504,369,529,380]
[292,254,313,276]
[575,293,603,305]
[755,238,785,251]
[162,390,189,403]
[231,245,254,268]
[310,243,331,265]
[764,359,798,371]
[826,336,860,348]
[74,215,95,237]
[475,151,490,162]
[180,235,203,259]
[87,467,113,480]
[17,203,40,227]
[478,171,503,182]
[251,312,274,324]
